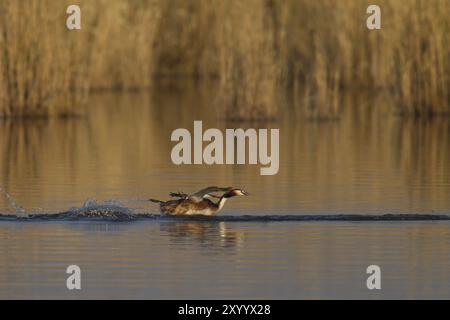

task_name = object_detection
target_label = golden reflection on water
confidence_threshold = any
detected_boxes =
[0,84,449,214]
[1,84,450,299]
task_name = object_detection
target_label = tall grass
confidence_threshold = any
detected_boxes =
[214,0,279,120]
[153,0,217,78]
[0,0,161,117]
[213,0,449,119]
[0,0,448,118]
[0,1,81,117]
[88,0,161,90]
[390,1,450,116]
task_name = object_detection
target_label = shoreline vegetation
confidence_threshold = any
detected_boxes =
[0,0,449,120]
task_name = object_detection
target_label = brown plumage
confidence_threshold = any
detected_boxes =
[149,186,248,216]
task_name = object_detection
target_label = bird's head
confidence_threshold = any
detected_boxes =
[224,188,249,198]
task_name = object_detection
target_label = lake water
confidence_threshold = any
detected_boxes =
[0,83,449,299]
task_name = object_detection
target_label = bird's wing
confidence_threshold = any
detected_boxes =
[190,186,231,202]
[169,192,189,199]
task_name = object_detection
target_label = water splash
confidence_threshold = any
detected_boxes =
[62,198,141,221]
[0,187,26,214]
[0,200,449,223]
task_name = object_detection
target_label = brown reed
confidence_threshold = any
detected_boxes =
[0,0,448,119]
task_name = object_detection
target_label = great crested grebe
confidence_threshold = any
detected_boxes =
[149,186,248,216]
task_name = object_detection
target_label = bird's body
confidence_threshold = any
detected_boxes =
[149,186,247,216]
[157,198,219,216]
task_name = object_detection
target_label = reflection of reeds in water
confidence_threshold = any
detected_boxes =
[0,0,449,118]
[392,119,450,197]
[0,90,449,213]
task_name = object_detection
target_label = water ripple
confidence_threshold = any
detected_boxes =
[0,204,449,222]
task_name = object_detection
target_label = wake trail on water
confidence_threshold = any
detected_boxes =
[0,199,449,222]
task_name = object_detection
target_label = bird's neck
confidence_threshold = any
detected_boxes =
[216,196,229,212]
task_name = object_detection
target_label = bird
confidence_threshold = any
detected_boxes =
[149,186,248,216]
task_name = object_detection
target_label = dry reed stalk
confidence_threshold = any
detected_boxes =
[215,0,280,120]
[0,0,449,119]
[0,1,77,117]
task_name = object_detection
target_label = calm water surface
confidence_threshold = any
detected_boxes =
[1,221,450,299]
[0,85,449,299]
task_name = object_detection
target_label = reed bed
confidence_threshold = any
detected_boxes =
[153,0,218,78]
[214,0,280,120]
[389,1,450,116]
[0,0,161,117]
[0,1,79,117]
[88,0,161,90]
[0,0,448,119]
